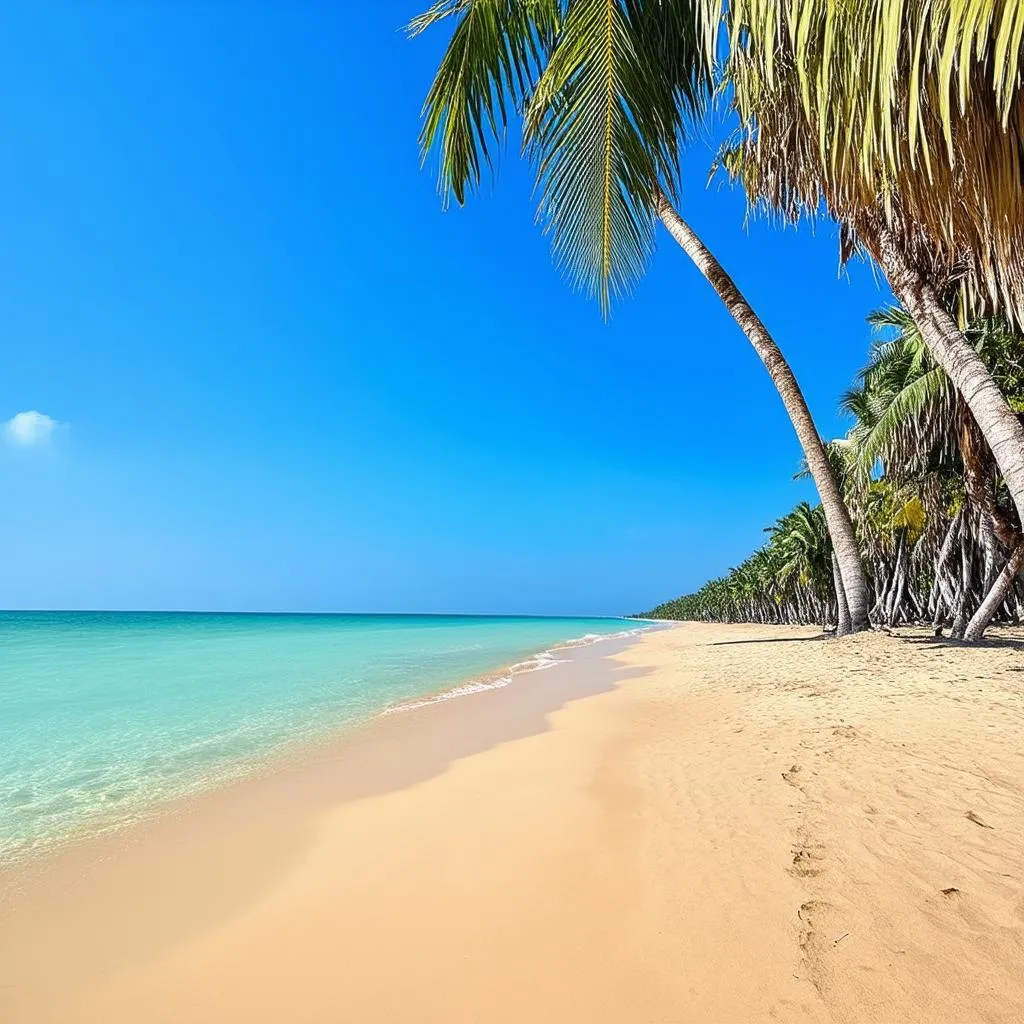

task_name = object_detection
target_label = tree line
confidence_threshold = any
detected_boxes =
[646,308,1024,638]
[410,1,1024,640]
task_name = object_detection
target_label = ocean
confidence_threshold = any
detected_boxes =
[0,611,646,862]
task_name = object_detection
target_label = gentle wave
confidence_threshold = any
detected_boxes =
[380,626,650,716]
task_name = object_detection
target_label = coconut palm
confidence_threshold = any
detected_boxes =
[704,0,1024,548]
[770,502,834,628]
[647,502,843,627]
[411,0,870,631]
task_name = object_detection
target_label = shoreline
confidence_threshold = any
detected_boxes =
[0,629,655,876]
[0,628,658,1023]
[378,621,655,715]
[4,622,1024,1022]
[0,620,654,869]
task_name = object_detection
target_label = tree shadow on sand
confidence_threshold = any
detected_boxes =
[709,634,832,646]
[892,632,1024,653]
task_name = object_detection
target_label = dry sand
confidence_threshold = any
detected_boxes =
[2,623,1024,1023]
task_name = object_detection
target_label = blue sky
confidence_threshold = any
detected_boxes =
[0,2,890,615]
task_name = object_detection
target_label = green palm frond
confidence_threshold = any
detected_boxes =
[413,0,712,315]
[525,0,711,313]
[855,366,951,473]
[765,501,833,599]
[630,0,713,197]
[839,384,873,426]
[867,305,920,337]
[526,0,657,313]
[410,0,560,206]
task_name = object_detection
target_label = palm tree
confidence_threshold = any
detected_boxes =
[411,0,870,631]
[646,501,843,628]
[704,0,1024,545]
[770,502,834,629]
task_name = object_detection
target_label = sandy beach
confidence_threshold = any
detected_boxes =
[2,623,1024,1023]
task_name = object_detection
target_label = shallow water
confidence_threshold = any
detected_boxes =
[0,611,645,861]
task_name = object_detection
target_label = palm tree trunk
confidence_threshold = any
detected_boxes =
[978,511,999,598]
[886,532,908,625]
[965,540,1024,642]
[832,551,851,635]
[957,405,1004,601]
[907,579,924,621]
[870,560,887,620]
[876,230,1024,527]
[655,193,869,634]
[951,530,973,639]
[931,511,963,633]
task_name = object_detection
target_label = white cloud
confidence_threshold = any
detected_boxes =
[4,410,59,446]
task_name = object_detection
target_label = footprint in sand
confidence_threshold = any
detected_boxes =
[790,846,823,878]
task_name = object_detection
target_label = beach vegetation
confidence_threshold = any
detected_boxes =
[650,308,1024,638]
[413,1,1024,640]
[410,0,870,631]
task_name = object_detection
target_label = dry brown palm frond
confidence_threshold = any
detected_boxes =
[704,0,1024,326]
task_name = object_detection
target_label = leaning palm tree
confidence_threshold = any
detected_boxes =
[705,0,1024,552]
[411,0,870,631]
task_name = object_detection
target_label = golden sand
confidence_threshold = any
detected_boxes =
[2,623,1023,1022]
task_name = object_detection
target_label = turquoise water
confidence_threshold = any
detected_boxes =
[0,612,643,862]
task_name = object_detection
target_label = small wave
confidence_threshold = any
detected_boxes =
[379,675,513,715]
[550,625,652,650]
[380,649,568,715]
[380,624,652,716]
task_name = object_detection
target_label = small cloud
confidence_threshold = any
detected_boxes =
[4,410,59,446]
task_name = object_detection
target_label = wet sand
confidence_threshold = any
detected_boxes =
[2,623,1023,1022]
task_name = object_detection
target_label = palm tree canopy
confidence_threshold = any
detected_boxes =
[704,0,1024,325]
[411,0,713,313]
[409,0,560,206]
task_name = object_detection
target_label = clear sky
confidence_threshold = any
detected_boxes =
[0,2,891,616]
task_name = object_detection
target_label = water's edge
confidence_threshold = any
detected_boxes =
[1,616,657,866]
[379,624,654,715]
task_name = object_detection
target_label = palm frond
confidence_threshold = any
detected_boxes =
[855,366,952,473]
[704,0,1024,327]
[414,0,712,315]
[411,0,559,206]
[525,0,659,314]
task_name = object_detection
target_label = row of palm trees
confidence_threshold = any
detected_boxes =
[411,1,1024,640]
[646,306,1024,639]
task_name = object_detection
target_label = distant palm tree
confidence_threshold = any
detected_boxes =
[410,0,870,631]
[769,502,834,630]
[647,502,843,628]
